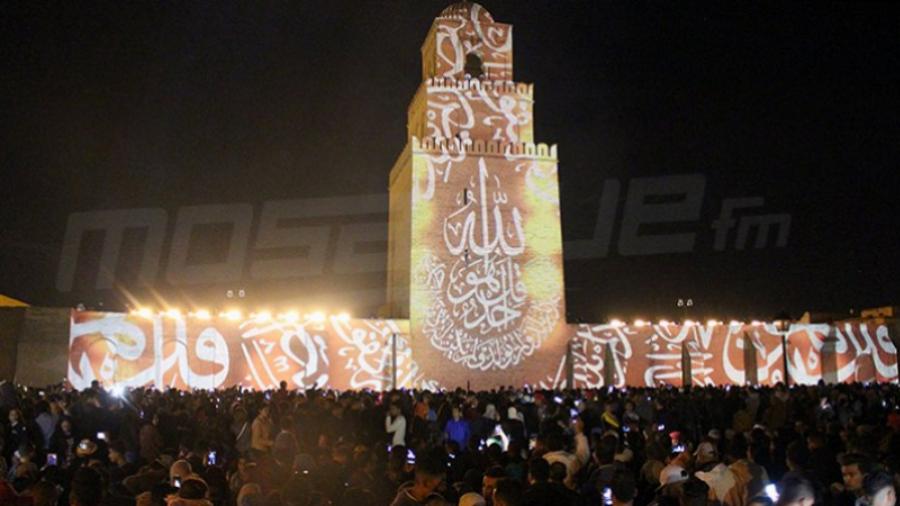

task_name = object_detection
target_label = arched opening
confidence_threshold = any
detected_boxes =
[464,53,484,79]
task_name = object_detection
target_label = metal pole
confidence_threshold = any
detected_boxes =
[391,332,397,390]
[565,339,574,388]
[782,331,790,386]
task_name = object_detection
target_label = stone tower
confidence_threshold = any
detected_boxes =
[387,1,567,388]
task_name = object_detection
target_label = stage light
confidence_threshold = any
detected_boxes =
[224,309,242,321]
[609,319,624,328]
[309,311,326,323]
[195,309,211,320]
[684,319,695,327]
[284,311,300,323]
[110,384,125,398]
[337,312,351,322]
[166,309,181,318]
[729,320,742,327]
[135,307,153,318]
[706,319,718,327]
[256,311,272,322]
[659,319,670,327]
[634,319,647,328]
[751,320,762,326]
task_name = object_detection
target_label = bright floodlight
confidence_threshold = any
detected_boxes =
[729,320,742,327]
[337,312,351,322]
[256,311,272,322]
[706,319,718,327]
[634,319,647,328]
[137,307,153,318]
[659,319,670,327]
[166,309,181,318]
[309,311,326,323]
[284,311,300,323]
[195,309,211,320]
[225,309,242,321]
[110,384,125,398]
[751,320,762,326]
[684,319,695,327]
[609,319,624,328]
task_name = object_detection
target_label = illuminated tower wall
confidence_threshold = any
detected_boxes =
[387,2,568,388]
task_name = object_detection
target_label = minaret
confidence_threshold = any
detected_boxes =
[387,2,566,387]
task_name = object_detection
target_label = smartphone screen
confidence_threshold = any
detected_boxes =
[96,432,107,441]
[47,453,58,466]
[603,487,613,506]
[207,451,217,466]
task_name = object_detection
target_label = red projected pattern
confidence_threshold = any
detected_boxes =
[562,322,897,388]
[67,311,437,391]
[69,311,897,390]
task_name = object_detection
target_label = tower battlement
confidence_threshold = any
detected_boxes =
[410,136,557,160]
[425,77,533,98]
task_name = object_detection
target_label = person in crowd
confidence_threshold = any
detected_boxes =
[492,477,523,506]
[522,457,558,506]
[107,439,139,484]
[29,479,61,506]
[250,406,274,457]
[34,400,58,449]
[611,470,637,506]
[70,466,104,506]
[390,455,446,506]
[139,412,164,464]
[863,471,896,506]
[541,433,578,488]
[6,409,30,460]
[445,406,471,451]
[0,381,896,506]
[166,476,214,506]
[387,403,408,448]
[479,465,505,506]
[777,472,818,506]
[833,453,874,506]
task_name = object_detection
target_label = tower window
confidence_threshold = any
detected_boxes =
[464,53,484,79]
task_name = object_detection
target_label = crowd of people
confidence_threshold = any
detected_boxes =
[0,379,898,506]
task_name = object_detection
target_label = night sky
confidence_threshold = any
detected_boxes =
[2,1,899,322]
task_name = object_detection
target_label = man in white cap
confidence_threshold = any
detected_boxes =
[659,463,690,491]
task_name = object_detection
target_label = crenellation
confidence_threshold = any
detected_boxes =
[425,77,534,98]
[410,136,557,160]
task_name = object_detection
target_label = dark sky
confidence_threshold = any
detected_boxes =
[2,1,899,322]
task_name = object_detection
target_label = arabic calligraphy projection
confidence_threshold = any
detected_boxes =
[563,322,898,388]
[405,140,565,383]
[411,78,533,145]
[427,2,512,82]
[385,3,567,387]
[67,311,437,391]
